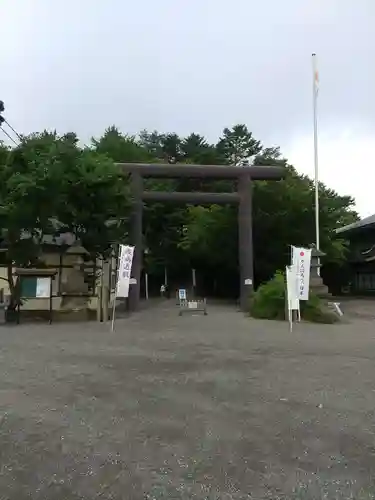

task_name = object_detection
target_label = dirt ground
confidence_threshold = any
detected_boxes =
[0,300,375,499]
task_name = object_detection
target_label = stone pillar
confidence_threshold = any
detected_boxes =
[309,246,330,298]
[238,172,254,311]
[128,172,143,312]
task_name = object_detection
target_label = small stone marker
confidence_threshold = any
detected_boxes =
[328,301,344,317]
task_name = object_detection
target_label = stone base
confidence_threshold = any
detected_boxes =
[310,275,331,299]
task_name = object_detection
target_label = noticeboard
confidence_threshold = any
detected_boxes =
[20,277,51,298]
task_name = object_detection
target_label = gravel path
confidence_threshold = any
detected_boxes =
[0,300,374,499]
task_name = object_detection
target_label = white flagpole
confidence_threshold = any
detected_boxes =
[312,53,321,276]
[312,53,320,252]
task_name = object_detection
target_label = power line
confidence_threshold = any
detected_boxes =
[0,100,21,146]
[3,119,22,141]
[0,126,18,146]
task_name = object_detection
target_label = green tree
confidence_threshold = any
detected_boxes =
[180,131,358,289]
[217,124,262,165]
[161,133,183,163]
[0,141,10,165]
[138,130,164,159]
[138,130,184,162]
[0,132,130,309]
[87,124,360,296]
[92,126,152,162]
[180,204,238,269]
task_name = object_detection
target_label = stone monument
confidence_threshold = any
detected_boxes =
[309,245,330,298]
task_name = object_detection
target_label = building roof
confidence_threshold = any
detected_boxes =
[336,214,375,234]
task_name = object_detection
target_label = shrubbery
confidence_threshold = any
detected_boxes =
[250,271,339,324]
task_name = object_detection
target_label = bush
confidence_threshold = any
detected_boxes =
[250,270,339,324]
[250,271,286,320]
[301,294,338,324]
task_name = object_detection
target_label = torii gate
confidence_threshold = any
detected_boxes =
[118,163,285,311]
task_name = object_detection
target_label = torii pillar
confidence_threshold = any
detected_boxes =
[238,171,254,310]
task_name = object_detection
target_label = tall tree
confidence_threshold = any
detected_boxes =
[217,124,262,165]
[0,132,130,309]
[161,133,183,163]
[181,133,208,161]
[92,126,152,162]
[23,124,357,297]
[179,134,358,288]
[138,130,164,159]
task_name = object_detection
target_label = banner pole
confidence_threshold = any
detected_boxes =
[111,294,117,332]
[111,267,119,332]
[111,245,121,332]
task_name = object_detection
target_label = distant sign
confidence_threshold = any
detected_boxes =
[292,246,312,300]
[188,301,198,309]
[178,289,187,300]
[36,277,51,298]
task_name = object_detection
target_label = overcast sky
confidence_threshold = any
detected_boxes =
[1,0,374,216]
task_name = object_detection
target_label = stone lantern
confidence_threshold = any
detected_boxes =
[309,245,330,298]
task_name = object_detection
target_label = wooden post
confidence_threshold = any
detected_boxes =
[238,172,254,311]
[102,286,109,322]
[49,276,53,325]
[145,273,149,300]
[97,285,102,322]
[128,172,143,312]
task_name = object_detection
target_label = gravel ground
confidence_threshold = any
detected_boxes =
[0,300,375,499]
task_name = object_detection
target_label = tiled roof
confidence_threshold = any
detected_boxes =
[336,214,375,234]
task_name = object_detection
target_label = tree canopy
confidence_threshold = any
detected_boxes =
[91,124,358,295]
[0,123,359,302]
[0,132,129,306]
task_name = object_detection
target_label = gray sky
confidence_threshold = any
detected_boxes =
[1,0,374,216]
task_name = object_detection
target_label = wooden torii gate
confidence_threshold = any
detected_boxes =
[118,163,285,311]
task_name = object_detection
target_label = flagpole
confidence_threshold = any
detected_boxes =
[312,53,320,252]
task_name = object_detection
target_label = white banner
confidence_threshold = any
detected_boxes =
[116,245,135,298]
[292,247,312,301]
[286,265,298,332]
[286,265,299,310]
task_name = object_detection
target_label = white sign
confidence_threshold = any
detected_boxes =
[286,265,299,310]
[286,265,300,332]
[188,301,198,309]
[244,278,253,285]
[292,246,312,300]
[178,289,186,300]
[116,245,135,298]
[36,277,51,298]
